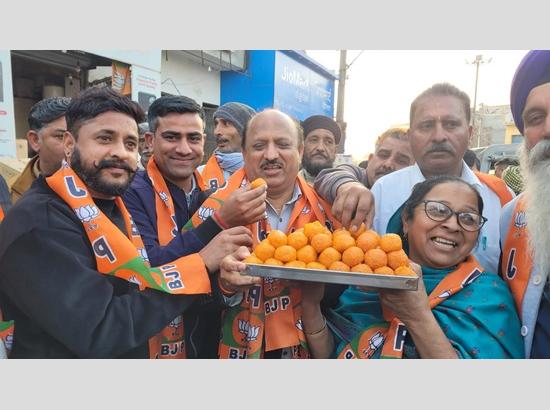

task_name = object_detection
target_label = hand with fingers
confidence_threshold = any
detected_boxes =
[332,182,375,231]
[216,184,267,228]
[377,263,428,323]
[199,227,253,273]
[219,246,263,293]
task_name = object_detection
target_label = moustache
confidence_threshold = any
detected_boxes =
[526,139,550,171]
[260,159,284,168]
[93,159,136,173]
[426,143,454,155]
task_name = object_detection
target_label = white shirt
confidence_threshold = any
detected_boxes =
[371,161,505,274]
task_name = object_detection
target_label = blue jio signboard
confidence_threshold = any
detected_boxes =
[220,50,335,121]
[273,51,335,121]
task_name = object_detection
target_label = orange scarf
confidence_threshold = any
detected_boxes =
[474,171,514,207]
[501,195,531,315]
[201,155,225,191]
[338,256,483,359]
[46,161,211,358]
[144,156,206,358]
[188,168,340,358]
[0,206,4,222]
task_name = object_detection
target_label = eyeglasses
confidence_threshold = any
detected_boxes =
[418,200,487,232]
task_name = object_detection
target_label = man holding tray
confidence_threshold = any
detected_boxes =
[186,109,342,359]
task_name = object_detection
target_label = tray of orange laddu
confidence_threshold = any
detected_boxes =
[244,179,419,291]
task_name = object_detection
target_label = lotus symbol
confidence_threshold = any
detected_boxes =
[74,205,99,222]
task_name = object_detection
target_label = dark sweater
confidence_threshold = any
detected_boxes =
[122,170,224,358]
[0,177,204,358]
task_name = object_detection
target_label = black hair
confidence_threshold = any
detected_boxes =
[401,175,484,222]
[66,87,145,138]
[241,109,303,148]
[27,96,71,131]
[463,149,481,169]
[147,95,204,133]
[410,83,471,125]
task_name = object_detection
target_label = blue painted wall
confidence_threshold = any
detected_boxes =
[220,50,275,111]
[220,50,335,120]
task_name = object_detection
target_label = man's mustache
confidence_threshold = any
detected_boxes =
[93,159,136,173]
[426,143,454,155]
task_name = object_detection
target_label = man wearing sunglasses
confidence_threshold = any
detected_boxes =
[315,83,513,274]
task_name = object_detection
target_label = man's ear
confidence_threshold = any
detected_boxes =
[145,131,154,149]
[368,153,373,161]
[27,130,41,153]
[63,131,75,163]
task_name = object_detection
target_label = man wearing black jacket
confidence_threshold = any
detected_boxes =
[0,87,249,358]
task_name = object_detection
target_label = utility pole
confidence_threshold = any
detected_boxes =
[467,54,491,147]
[335,50,364,154]
[336,50,347,154]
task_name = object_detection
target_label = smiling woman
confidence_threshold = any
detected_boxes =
[299,175,524,359]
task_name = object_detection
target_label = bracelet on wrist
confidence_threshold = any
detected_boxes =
[217,276,237,296]
[304,316,327,336]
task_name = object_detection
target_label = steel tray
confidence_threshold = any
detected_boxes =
[245,263,418,291]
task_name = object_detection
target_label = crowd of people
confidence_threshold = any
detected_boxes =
[0,49,548,359]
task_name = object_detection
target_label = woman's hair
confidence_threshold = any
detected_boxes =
[401,175,484,222]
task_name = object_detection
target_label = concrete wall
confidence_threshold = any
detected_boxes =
[161,51,220,106]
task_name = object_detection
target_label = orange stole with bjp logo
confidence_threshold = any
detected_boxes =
[187,168,340,358]
[200,155,225,191]
[145,156,207,358]
[338,256,484,359]
[46,161,211,358]
[501,196,532,315]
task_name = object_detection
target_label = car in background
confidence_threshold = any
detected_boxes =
[472,143,520,174]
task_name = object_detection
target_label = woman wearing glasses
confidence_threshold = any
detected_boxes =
[300,175,524,359]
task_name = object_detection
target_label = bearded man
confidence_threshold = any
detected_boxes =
[500,50,550,358]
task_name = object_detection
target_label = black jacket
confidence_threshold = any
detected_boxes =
[0,177,214,358]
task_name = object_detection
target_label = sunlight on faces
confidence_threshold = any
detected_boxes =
[66,112,139,199]
[302,128,336,176]
[520,82,550,276]
[403,182,480,269]
[243,110,303,197]
[147,112,205,187]
[409,96,472,177]
[214,118,242,153]
[28,116,67,175]
[366,137,413,186]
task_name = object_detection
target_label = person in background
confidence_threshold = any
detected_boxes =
[502,165,524,195]
[9,96,71,203]
[198,102,256,191]
[314,83,514,274]
[137,122,153,170]
[463,149,481,171]
[299,115,341,185]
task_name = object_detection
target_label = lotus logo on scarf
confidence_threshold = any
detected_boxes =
[159,191,169,204]
[168,316,183,336]
[295,318,303,331]
[514,211,526,229]
[198,206,215,221]
[4,334,13,352]
[74,205,100,222]
[238,319,260,342]
[302,206,310,214]
[362,331,384,358]
[437,290,452,299]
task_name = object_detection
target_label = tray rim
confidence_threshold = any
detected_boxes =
[244,263,418,291]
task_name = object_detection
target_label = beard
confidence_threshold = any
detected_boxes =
[520,139,550,276]
[71,147,137,197]
[301,154,334,177]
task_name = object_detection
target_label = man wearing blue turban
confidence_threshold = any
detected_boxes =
[500,50,550,358]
